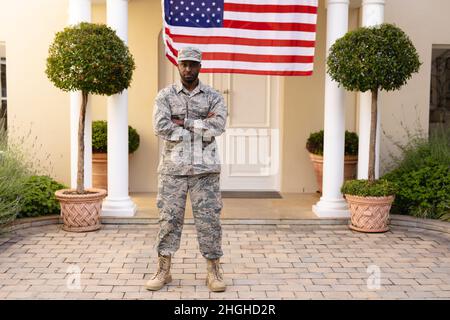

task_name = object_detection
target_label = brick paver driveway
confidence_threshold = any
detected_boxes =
[0,223,449,299]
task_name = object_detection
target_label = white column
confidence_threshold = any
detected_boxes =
[101,0,136,217]
[357,0,385,179]
[312,0,350,218]
[68,0,92,190]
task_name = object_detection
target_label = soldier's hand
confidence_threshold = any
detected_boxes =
[207,112,215,118]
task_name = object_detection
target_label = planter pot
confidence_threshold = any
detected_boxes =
[93,153,108,190]
[309,153,358,193]
[93,152,132,192]
[345,194,395,233]
[55,188,107,232]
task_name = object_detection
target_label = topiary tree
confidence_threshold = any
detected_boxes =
[327,23,421,183]
[46,22,135,194]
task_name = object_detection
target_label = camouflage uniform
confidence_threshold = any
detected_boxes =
[152,79,228,260]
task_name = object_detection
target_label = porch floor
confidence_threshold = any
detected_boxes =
[131,192,321,220]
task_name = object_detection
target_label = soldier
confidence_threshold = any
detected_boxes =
[145,47,228,292]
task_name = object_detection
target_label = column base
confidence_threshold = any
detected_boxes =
[312,197,350,218]
[101,196,137,217]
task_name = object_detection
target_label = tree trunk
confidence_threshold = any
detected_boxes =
[368,89,378,182]
[76,91,88,194]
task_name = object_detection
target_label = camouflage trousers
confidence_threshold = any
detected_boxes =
[154,173,223,259]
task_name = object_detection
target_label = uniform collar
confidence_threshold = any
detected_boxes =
[176,80,205,95]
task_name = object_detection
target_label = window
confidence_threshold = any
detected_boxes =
[429,46,450,134]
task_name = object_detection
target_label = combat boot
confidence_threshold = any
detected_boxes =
[145,254,172,291]
[206,258,226,292]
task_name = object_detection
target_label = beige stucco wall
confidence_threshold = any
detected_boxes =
[379,0,450,173]
[1,0,448,193]
[0,0,70,182]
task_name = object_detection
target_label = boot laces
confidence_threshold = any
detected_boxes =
[152,256,170,280]
[211,260,224,281]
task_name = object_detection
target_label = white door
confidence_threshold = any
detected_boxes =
[215,74,281,191]
[158,45,281,191]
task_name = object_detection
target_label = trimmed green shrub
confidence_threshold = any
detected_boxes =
[46,22,135,96]
[92,120,140,154]
[17,176,67,218]
[382,126,450,221]
[341,179,396,197]
[384,162,449,220]
[306,130,358,156]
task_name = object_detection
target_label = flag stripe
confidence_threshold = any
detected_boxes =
[223,11,317,24]
[223,20,316,32]
[165,34,315,55]
[166,41,313,63]
[201,68,313,76]
[165,50,313,75]
[224,3,317,14]
[203,52,314,63]
[165,23,317,40]
[165,28,315,47]
[225,0,318,6]
[165,47,313,70]
[201,60,314,71]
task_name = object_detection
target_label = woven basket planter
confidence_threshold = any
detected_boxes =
[345,194,395,233]
[309,153,358,193]
[55,188,107,232]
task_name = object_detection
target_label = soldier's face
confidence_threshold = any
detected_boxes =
[178,60,201,84]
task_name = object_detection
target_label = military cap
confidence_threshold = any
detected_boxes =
[177,47,202,63]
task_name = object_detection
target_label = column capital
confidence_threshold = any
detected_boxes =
[327,0,350,5]
[362,0,385,5]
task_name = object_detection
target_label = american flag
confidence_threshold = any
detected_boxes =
[162,0,318,76]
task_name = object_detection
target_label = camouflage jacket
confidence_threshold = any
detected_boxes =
[153,81,228,175]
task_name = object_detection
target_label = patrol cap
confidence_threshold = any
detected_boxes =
[177,47,202,63]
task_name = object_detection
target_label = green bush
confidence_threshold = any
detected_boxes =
[341,179,396,197]
[92,120,140,154]
[0,150,29,229]
[17,176,67,218]
[382,126,450,221]
[306,130,358,156]
[0,124,31,229]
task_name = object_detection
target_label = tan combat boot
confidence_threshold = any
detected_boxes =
[206,258,226,292]
[145,254,172,291]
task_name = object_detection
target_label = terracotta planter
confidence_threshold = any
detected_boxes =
[92,152,132,192]
[93,152,107,190]
[309,153,358,193]
[55,188,107,232]
[345,194,395,233]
